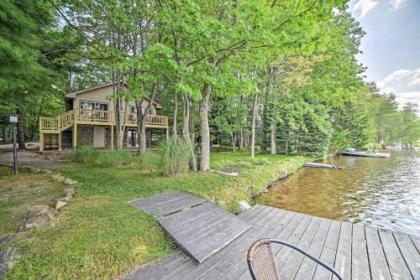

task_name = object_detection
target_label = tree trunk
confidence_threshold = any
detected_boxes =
[17,106,26,150]
[182,94,197,171]
[271,120,277,155]
[172,91,178,137]
[182,94,191,145]
[251,92,258,159]
[136,83,158,155]
[231,133,236,152]
[199,84,211,171]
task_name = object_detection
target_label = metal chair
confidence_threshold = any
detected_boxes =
[247,238,343,280]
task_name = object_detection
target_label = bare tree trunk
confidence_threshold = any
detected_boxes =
[182,94,197,171]
[231,133,236,152]
[271,101,277,155]
[112,73,123,149]
[182,94,191,145]
[251,92,258,159]
[136,83,157,155]
[199,84,211,171]
[17,106,26,150]
[172,91,178,137]
[271,121,277,155]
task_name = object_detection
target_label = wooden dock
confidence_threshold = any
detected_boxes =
[128,192,420,280]
[340,151,391,158]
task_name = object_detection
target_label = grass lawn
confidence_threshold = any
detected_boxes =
[5,152,307,279]
[0,169,65,240]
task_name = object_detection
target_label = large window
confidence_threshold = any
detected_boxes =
[80,100,108,111]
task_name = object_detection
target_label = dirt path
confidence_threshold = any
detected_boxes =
[0,150,71,170]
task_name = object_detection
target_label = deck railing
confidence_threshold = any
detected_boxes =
[75,109,113,123]
[40,109,168,132]
[60,111,74,129]
[144,115,168,126]
[40,117,59,131]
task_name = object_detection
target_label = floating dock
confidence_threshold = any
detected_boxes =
[128,192,419,280]
[340,151,391,158]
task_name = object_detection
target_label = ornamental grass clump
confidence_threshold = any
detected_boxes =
[69,145,98,164]
[96,149,131,167]
[160,137,190,176]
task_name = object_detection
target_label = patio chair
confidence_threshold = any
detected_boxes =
[247,238,343,280]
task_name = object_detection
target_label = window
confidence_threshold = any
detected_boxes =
[80,101,108,111]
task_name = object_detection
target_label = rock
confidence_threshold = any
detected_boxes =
[23,215,50,230]
[55,199,68,210]
[51,174,65,183]
[27,205,49,216]
[23,206,57,230]
[64,187,75,200]
[215,170,239,177]
[64,179,77,186]
[0,247,22,278]
[238,200,251,213]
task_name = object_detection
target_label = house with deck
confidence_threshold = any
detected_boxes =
[39,83,168,152]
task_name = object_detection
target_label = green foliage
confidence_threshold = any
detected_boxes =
[69,146,132,167]
[96,149,132,168]
[159,137,190,176]
[68,145,98,164]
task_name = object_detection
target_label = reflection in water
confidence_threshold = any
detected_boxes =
[255,151,420,236]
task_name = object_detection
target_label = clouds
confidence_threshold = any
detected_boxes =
[352,0,379,18]
[351,0,407,17]
[378,68,420,109]
[389,0,407,10]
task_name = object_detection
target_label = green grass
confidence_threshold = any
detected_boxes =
[5,152,307,279]
[0,172,65,240]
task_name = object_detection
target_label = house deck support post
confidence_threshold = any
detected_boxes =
[73,123,77,149]
[111,125,114,150]
[58,132,62,151]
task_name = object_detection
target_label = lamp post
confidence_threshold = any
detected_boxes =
[9,114,18,175]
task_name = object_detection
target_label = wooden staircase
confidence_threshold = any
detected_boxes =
[40,111,74,133]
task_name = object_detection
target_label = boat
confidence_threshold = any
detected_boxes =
[339,151,390,158]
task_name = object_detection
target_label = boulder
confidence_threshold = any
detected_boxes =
[55,199,68,210]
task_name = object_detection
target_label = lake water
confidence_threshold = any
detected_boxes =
[255,151,420,236]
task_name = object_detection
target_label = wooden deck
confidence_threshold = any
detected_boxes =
[128,192,420,280]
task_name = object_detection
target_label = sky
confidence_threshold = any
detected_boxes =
[349,0,420,108]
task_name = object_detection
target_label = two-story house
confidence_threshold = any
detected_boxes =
[39,83,168,151]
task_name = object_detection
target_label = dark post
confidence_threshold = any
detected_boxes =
[10,114,18,175]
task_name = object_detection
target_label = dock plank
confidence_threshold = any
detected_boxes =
[312,220,341,280]
[379,229,413,279]
[335,222,353,280]
[365,226,392,280]
[393,232,420,278]
[351,224,370,280]
[291,218,331,279]
[159,202,250,263]
[131,191,207,217]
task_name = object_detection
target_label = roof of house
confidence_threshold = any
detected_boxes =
[65,83,162,109]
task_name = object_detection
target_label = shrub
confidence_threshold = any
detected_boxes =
[68,145,98,164]
[69,146,131,167]
[137,151,159,170]
[96,149,131,167]
[160,137,190,176]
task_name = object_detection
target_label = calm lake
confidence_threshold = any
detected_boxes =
[255,151,420,236]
